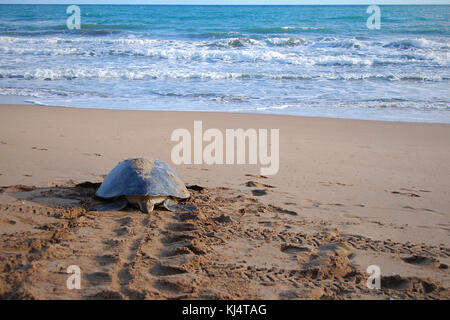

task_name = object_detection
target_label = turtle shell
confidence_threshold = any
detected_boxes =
[96,158,190,199]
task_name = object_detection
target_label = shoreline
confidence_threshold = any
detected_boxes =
[1,102,450,125]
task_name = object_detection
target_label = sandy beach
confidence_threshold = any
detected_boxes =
[0,104,449,300]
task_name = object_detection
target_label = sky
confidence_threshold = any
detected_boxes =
[0,0,449,4]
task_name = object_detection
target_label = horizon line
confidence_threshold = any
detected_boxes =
[1,3,450,4]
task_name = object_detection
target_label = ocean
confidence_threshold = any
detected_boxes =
[0,4,449,122]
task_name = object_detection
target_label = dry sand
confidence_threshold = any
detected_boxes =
[0,104,449,300]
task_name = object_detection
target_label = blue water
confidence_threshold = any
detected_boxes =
[0,5,449,122]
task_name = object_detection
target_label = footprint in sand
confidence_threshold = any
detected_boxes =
[306,200,321,208]
[185,184,204,191]
[387,187,432,198]
[213,214,233,223]
[402,206,444,216]
[95,254,119,266]
[185,166,209,171]
[32,146,48,151]
[381,275,440,294]
[325,203,345,207]
[401,255,439,267]
[342,213,362,220]
[268,204,298,216]
[381,275,411,290]
[84,271,112,285]
[319,181,354,187]
[416,225,450,233]
[280,244,310,254]
[390,190,420,197]
[165,233,195,244]
[88,290,124,300]
[251,189,268,196]
[246,180,275,197]
[245,174,268,179]
[150,263,187,276]
[167,222,197,232]
[245,180,274,188]
[84,152,103,157]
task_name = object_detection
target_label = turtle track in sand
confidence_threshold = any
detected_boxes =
[0,183,449,299]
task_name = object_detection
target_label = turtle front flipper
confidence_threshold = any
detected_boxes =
[163,198,196,213]
[93,198,128,211]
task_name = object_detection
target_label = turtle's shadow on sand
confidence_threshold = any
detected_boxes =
[0,183,111,211]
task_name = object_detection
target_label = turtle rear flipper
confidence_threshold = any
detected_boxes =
[163,198,196,213]
[93,198,128,211]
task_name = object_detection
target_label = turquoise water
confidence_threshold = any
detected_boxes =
[0,5,449,122]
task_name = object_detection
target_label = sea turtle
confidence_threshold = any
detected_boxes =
[94,158,196,213]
